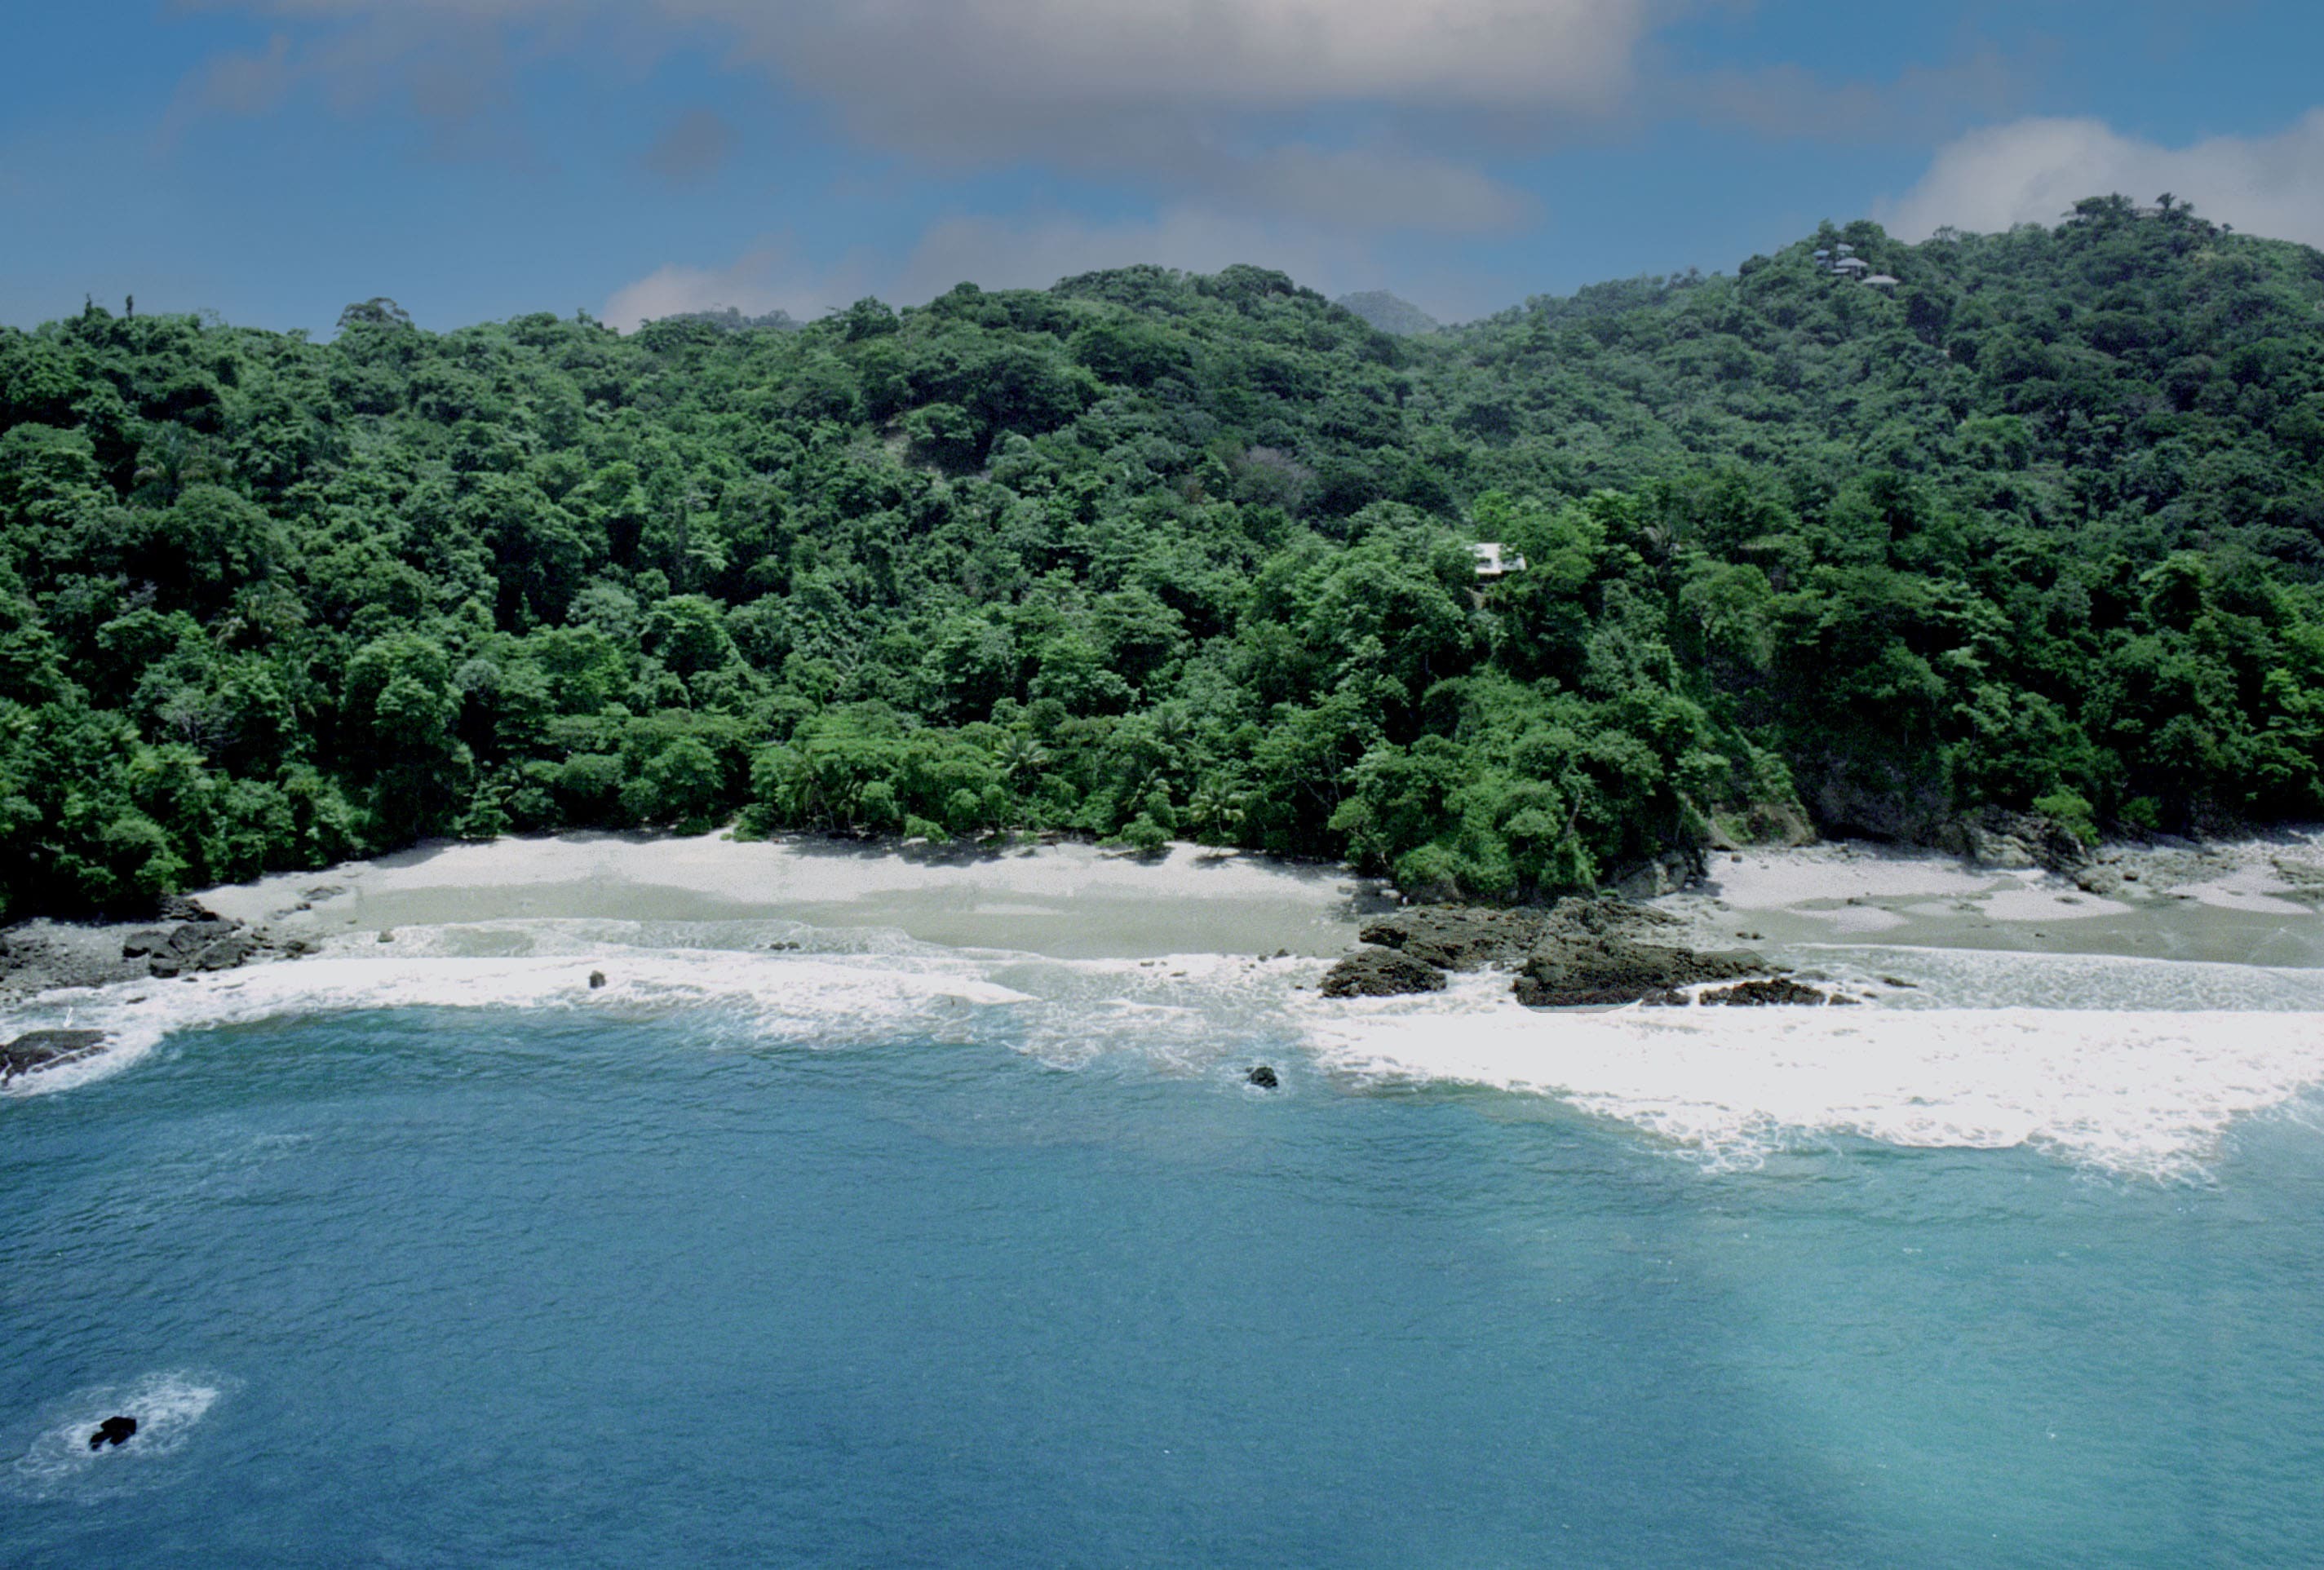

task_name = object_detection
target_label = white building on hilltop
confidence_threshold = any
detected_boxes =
[1472,542,1528,577]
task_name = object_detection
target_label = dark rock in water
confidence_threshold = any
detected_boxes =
[1512,895,1763,1008]
[2,1029,108,1081]
[588,971,607,989]
[1247,1065,1279,1089]
[89,1415,136,1450]
[1358,907,1546,971]
[1320,946,1448,998]
[1699,977,1834,1006]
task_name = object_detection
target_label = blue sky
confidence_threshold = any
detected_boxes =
[4,1,2322,334]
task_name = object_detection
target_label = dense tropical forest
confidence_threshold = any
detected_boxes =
[4,193,2323,918]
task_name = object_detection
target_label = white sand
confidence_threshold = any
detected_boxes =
[193,834,1393,961]
[1666,834,2324,969]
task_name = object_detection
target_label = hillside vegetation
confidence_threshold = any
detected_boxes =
[4,194,2323,917]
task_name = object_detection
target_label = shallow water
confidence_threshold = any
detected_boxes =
[7,930,2324,1567]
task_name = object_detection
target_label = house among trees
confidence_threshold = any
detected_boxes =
[1862,273,1899,290]
[1472,542,1528,577]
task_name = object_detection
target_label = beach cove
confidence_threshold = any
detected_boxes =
[8,830,2324,1565]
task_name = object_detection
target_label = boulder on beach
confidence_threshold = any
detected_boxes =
[1357,907,1545,971]
[1512,896,1764,1008]
[1319,946,1449,998]
[2,1029,108,1081]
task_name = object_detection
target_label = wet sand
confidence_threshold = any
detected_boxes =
[191,833,1397,962]
[1662,834,2324,970]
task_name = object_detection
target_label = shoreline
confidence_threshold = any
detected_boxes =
[7,827,2324,1175]
[9,825,2324,1006]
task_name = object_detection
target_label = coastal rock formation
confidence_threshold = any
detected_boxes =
[1324,894,1768,1008]
[2,896,311,999]
[89,1416,137,1450]
[1357,907,1545,971]
[1319,946,1449,997]
[1512,896,1764,1008]
[2,1029,108,1081]
[1946,807,2092,875]
[1247,1065,1279,1089]
[1699,978,1845,1006]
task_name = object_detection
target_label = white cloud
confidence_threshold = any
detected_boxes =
[208,0,1648,111]
[600,244,872,331]
[600,206,1422,331]
[889,209,1361,303]
[186,0,1628,232]
[1881,111,2324,246]
[750,0,1645,114]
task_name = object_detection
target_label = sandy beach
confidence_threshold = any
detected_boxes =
[24,824,2324,984]
[11,825,2324,1175]
[1661,831,2324,970]
[189,833,1398,962]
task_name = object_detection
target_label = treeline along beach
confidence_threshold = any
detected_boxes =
[4,195,2323,918]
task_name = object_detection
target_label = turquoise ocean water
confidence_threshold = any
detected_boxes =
[7,931,2324,1567]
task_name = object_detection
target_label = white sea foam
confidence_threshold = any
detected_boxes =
[1,921,1033,1097]
[12,913,2324,1179]
[1299,971,2324,1178]
[6,1372,229,1500]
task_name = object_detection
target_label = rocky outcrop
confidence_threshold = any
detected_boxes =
[1357,907,1546,971]
[1511,896,1764,1008]
[2,1029,108,1081]
[1942,807,2091,875]
[126,911,266,978]
[1247,1065,1279,1089]
[1319,946,1450,998]
[1698,977,1850,1006]
[1322,894,1773,1008]
[2,896,312,999]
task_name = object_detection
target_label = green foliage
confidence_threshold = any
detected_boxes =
[2,204,2322,917]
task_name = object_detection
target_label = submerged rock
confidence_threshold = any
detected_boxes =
[89,1415,137,1450]
[2,1029,108,1081]
[1247,1065,1279,1089]
[1319,946,1449,998]
[588,971,607,989]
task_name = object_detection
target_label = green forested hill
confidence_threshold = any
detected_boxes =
[4,195,2323,917]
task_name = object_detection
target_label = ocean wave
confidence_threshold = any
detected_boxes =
[1,920,1034,1099]
[11,918,2324,1178]
[1297,972,2324,1179]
